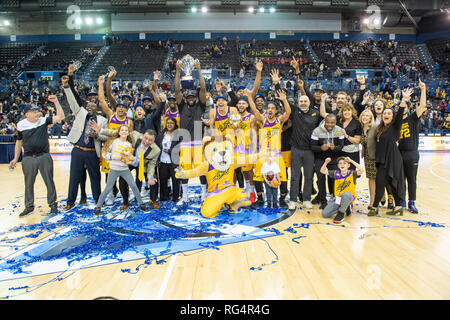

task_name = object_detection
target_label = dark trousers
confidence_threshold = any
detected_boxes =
[159,162,180,201]
[67,147,101,205]
[401,150,419,201]
[373,164,405,207]
[314,158,337,202]
[290,147,314,202]
[122,166,158,204]
[21,153,57,210]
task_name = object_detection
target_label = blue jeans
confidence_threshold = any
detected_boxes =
[264,182,278,204]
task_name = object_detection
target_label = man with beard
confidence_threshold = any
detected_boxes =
[174,58,208,204]
[62,66,108,211]
[247,89,291,209]
[290,58,330,112]
[288,94,322,212]
[234,96,257,203]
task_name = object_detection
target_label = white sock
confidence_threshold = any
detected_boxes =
[182,184,189,202]
[244,180,250,195]
[201,184,207,200]
[249,185,255,194]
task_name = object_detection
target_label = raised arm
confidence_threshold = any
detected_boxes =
[47,95,65,124]
[195,59,207,105]
[97,75,114,120]
[250,60,263,97]
[67,63,84,108]
[106,69,117,110]
[245,90,266,123]
[174,60,183,105]
[276,89,291,125]
[416,79,427,118]
[319,92,329,118]
[320,157,331,175]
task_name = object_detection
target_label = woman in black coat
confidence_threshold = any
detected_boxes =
[156,117,182,202]
[368,88,412,217]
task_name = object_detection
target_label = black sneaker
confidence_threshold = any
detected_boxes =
[253,196,265,208]
[319,201,328,210]
[346,205,352,216]
[272,203,278,209]
[266,202,272,208]
[94,207,102,216]
[50,205,58,215]
[311,196,321,205]
[333,211,345,224]
[19,208,34,217]
[279,197,288,209]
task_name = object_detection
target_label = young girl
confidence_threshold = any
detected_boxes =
[261,149,281,208]
[320,156,364,224]
[94,125,148,215]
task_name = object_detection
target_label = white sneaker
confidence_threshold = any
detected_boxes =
[176,199,189,206]
[105,193,116,205]
[288,201,297,211]
[303,201,312,209]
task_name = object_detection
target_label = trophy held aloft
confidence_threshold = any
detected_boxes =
[180,54,197,90]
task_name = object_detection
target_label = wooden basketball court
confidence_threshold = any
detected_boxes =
[0,151,449,300]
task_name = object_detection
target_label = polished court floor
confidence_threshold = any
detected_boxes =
[0,152,449,300]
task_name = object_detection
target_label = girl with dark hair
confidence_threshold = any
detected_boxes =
[156,117,182,202]
[368,87,413,217]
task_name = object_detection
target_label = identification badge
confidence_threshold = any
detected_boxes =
[335,196,341,205]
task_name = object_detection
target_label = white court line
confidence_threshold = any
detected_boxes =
[156,253,177,300]
[428,162,450,184]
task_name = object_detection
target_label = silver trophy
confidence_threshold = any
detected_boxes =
[73,60,82,70]
[230,113,242,128]
[105,65,116,78]
[179,54,197,89]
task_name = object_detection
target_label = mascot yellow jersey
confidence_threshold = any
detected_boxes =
[175,136,255,219]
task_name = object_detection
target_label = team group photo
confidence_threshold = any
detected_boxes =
[0,0,449,306]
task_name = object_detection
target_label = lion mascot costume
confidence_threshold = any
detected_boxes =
[175,135,257,219]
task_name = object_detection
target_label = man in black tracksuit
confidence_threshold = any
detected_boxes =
[288,95,323,211]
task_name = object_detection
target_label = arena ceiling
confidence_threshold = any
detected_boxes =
[0,0,448,30]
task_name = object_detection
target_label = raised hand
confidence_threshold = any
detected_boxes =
[193,59,201,70]
[255,59,263,72]
[275,89,287,101]
[290,57,298,70]
[98,75,105,85]
[270,69,281,84]
[402,87,414,100]
[68,63,77,75]
[418,79,426,90]
[47,95,58,104]
[108,69,117,78]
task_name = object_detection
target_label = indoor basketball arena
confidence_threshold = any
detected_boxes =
[0,0,449,308]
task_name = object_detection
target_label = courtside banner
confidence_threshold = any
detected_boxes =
[419,136,450,151]
[49,138,73,154]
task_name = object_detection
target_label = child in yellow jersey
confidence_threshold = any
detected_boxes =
[320,156,364,224]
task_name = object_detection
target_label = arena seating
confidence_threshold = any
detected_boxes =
[241,40,313,78]
[25,41,103,72]
[310,40,381,69]
[425,37,450,73]
[172,40,241,76]
[88,41,168,81]
[0,43,41,70]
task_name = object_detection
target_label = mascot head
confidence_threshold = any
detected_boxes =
[203,135,234,171]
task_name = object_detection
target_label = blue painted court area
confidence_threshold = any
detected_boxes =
[0,185,288,285]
